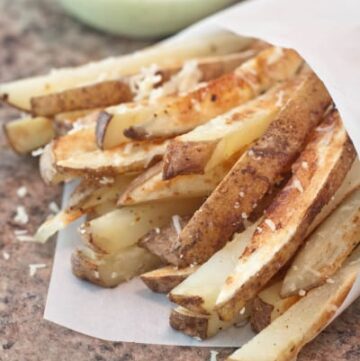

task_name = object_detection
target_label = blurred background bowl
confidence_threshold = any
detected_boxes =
[59,0,238,39]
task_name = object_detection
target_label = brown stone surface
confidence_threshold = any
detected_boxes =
[0,0,359,360]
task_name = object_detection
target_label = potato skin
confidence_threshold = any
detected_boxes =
[138,216,190,265]
[175,71,332,267]
[140,266,195,293]
[216,110,356,322]
[169,308,209,339]
[31,80,133,116]
[162,140,217,179]
[250,297,273,333]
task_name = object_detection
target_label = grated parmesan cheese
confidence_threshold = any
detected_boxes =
[130,64,162,102]
[48,201,60,214]
[234,202,240,209]
[256,226,263,234]
[298,289,306,297]
[94,271,100,279]
[172,215,182,235]
[241,212,248,219]
[239,307,246,315]
[275,90,285,107]
[292,177,304,193]
[98,176,115,185]
[14,206,29,225]
[16,186,27,198]
[209,350,219,361]
[154,227,161,234]
[264,218,276,232]
[31,147,44,157]
[301,161,309,170]
[326,278,335,284]
[29,263,47,277]
[149,60,202,101]
[239,191,245,198]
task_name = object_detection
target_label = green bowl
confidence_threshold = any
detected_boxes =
[59,0,237,39]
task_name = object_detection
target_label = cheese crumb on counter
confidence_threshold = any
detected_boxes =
[14,206,29,225]
[16,186,27,198]
[29,263,47,277]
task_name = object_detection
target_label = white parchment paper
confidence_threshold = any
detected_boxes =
[44,0,360,346]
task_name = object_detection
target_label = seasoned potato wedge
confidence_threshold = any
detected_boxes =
[4,116,55,154]
[31,80,133,117]
[138,215,190,265]
[72,245,162,288]
[227,247,360,361]
[140,265,197,294]
[282,186,360,297]
[169,223,257,315]
[123,47,303,140]
[39,125,169,183]
[82,198,202,255]
[215,111,356,321]
[119,159,233,205]
[250,281,300,333]
[174,70,331,267]
[0,32,250,111]
[95,51,264,150]
[170,306,246,340]
[34,51,260,119]
[162,79,297,179]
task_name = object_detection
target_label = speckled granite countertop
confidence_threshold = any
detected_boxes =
[0,1,359,360]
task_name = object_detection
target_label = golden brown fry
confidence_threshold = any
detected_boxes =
[72,245,161,288]
[170,306,240,340]
[282,186,360,297]
[31,81,133,116]
[140,265,197,294]
[118,159,234,205]
[227,247,360,361]
[123,47,303,140]
[215,111,356,321]
[162,79,298,179]
[39,125,169,184]
[174,70,332,267]
[1,32,250,111]
[4,116,55,154]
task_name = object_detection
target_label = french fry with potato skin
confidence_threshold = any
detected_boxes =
[4,116,55,154]
[39,125,169,184]
[169,306,248,340]
[215,111,356,322]
[72,245,162,288]
[281,185,360,297]
[32,51,262,118]
[81,198,202,255]
[173,70,332,267]
[162,79,297,179]
[169,223,258,315]
[140,265,197,294]
[123,47,303,140]
[118,158,235,205]
[227,246,360,361]
[0,32,251,111]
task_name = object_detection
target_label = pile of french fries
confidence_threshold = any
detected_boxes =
[2,31,360,360]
